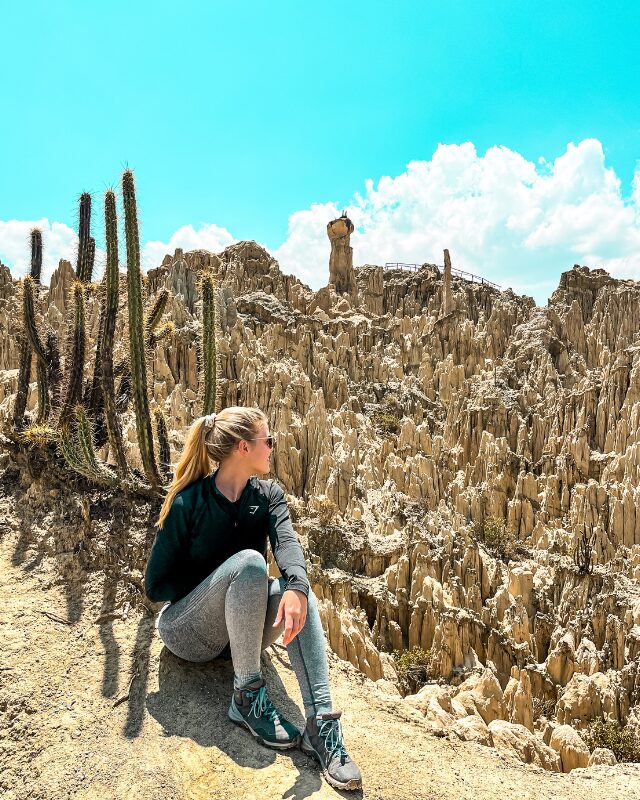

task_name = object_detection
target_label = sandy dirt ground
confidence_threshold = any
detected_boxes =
[2,491,640,800]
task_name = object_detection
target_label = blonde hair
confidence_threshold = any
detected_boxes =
[156,406,268,529]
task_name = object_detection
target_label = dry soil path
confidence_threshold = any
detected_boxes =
[1,497,639,799]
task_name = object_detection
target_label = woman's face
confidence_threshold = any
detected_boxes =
[247,420,272,474]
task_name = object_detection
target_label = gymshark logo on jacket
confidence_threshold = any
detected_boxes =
[249,506,259,514]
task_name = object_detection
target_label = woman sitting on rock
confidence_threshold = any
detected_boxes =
[144,405,362,792]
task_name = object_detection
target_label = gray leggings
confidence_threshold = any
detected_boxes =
[156,549,332,718]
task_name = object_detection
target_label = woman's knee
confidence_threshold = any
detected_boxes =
[230,549,269,583]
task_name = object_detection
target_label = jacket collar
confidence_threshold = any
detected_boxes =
[208,467,258,505]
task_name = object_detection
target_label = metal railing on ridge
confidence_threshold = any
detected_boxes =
[382,262,501,290]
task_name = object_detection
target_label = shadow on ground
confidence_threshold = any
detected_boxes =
[146,646,363,799]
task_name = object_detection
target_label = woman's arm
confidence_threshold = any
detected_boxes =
[267,480,310,598]
[144,494,192,602]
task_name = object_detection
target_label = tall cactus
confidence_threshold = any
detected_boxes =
[76,193,93,284]
[45,330,62,407]
[23,276,50,422]
[100,189,130,479]
[87,281,106,417]
[29,230,50,422]
[54,192,96,428]
[122,169,161,488]
[201,271,219,415]
[13,229,47,426]
[30,228,43,283]
[87,236,96,282]
[56,281,86,428]
[12,333,31,427]
[154,408,172,483]
[145,289,169,341]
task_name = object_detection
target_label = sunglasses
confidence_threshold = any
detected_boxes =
[249,436,274,449]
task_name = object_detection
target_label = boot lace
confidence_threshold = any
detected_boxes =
[246,685,278,722]
[317,718,349,763]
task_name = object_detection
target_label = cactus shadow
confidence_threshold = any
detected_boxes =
[123,613,156,738]
[98,579,120,698]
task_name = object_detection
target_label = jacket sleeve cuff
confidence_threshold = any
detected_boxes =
[285,574,310,598]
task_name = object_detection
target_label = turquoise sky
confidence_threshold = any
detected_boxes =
[2,1,639,301]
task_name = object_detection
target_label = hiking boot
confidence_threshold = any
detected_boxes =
[301,711,362,791]
[228,677,301,749]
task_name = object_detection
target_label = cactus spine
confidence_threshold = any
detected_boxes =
[45,330,62,407]
[200,271,220,415]
[122,169,161,489]
[100,189,130,479]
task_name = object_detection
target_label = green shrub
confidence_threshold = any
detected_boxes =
[583,719,640,763]
[371,410,400,435]
[392,646,432,694]
[476,516,519,561]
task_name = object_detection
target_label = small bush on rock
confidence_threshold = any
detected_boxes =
[393,646,432,694]
[476,516,519,561]
[371,410,400,435]
[584,719,640,763]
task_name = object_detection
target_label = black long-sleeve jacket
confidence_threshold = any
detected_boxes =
[144,468,310,603]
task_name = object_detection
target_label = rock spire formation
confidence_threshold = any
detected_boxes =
[327,211,356,295]
[2,229,640,775]
[443,248,453,315]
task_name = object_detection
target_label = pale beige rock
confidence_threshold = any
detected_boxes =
[588,747,617,766]
[549,724,590,772]
[451,715,493,745]
[546,632,576,686]
[404,684,457,729]
[504,668,534,731]
[556,673,610,729]
[487,720,561,771]
[327,213,356,296]
[453,667,506,725]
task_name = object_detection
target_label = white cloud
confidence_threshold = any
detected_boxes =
[2,139,639,306]
[0,219,78,284]
[272,139,640,303]
[272,201,342,286]
[141,223,236,271]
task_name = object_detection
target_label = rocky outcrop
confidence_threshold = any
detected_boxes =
[2,241,640,775]
[327,213,356,296]
[549,724,590,772]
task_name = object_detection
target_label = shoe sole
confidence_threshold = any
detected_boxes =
[300,738,363,791]
[228,701,301,750]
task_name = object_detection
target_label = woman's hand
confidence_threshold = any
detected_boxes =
[273,589,308,645]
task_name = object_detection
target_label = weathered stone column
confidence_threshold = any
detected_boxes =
[327,212,356,295]
[443,248,452,315]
